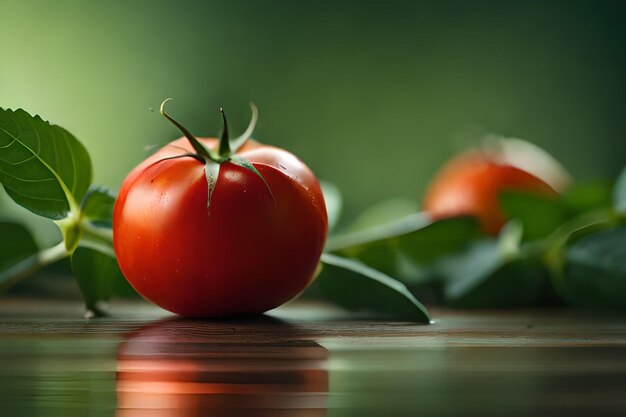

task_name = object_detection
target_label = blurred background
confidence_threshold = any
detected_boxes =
[1,0,625,246]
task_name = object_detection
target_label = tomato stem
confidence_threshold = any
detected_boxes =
[218,108,231,158]
[159,98,213,161]
[230,103,258,152]
[159,99,261,165]
[157,100,274,205]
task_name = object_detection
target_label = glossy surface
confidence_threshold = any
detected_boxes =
[1,299,625,416]
[113,138,328,316]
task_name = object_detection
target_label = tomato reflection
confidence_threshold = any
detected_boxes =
[116,317,328,416]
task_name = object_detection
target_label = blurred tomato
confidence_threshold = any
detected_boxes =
[423,139,570,234]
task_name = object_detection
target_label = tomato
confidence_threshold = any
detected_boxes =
[423,143,567,235]
[113,103,328,317]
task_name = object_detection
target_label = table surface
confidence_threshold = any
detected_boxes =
[0,298,625,417]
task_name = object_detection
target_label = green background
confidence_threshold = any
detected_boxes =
[1,0,625,244]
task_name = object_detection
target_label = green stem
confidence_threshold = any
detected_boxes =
[159,98,213,160]
[230,103,258,152]
[0,242,68,292]
[82,222,114,244]
[218,108,231,157]
[79,222,115,258]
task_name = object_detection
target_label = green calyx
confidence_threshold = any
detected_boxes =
[158,99,272,209]
[159,98,258,164]
[218,108,231,157]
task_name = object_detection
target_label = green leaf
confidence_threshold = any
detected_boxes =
[327,212,430,251]
[328,215,480,285]
[499,190,567,240]
[613,167,626,215]
[0,221,39,289]
[438,221,550,308]
[0,108,92,219]
[544,209,615,276]
[440,244,550,308]
[560,227,626,311]
[71,245,126,315]
[310,253,430,323]
[320,180,342,232]
[81,186,116,227]
[562,180,613,216]
[73,185,124,304]
[347,198,418,233]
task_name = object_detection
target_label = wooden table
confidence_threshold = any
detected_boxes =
[0,298,625,416]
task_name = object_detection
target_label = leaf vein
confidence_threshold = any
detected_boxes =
[0,155,36,166]
[3,184,67,202]
[0,168,56,183]
[0,123,73,206]
[0,138,17,149]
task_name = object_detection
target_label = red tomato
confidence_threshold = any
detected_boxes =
[423,149,560,235]
[113,108,327,317]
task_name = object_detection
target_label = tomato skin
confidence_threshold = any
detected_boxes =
[423,152,558,234]
[113,138,328,317]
